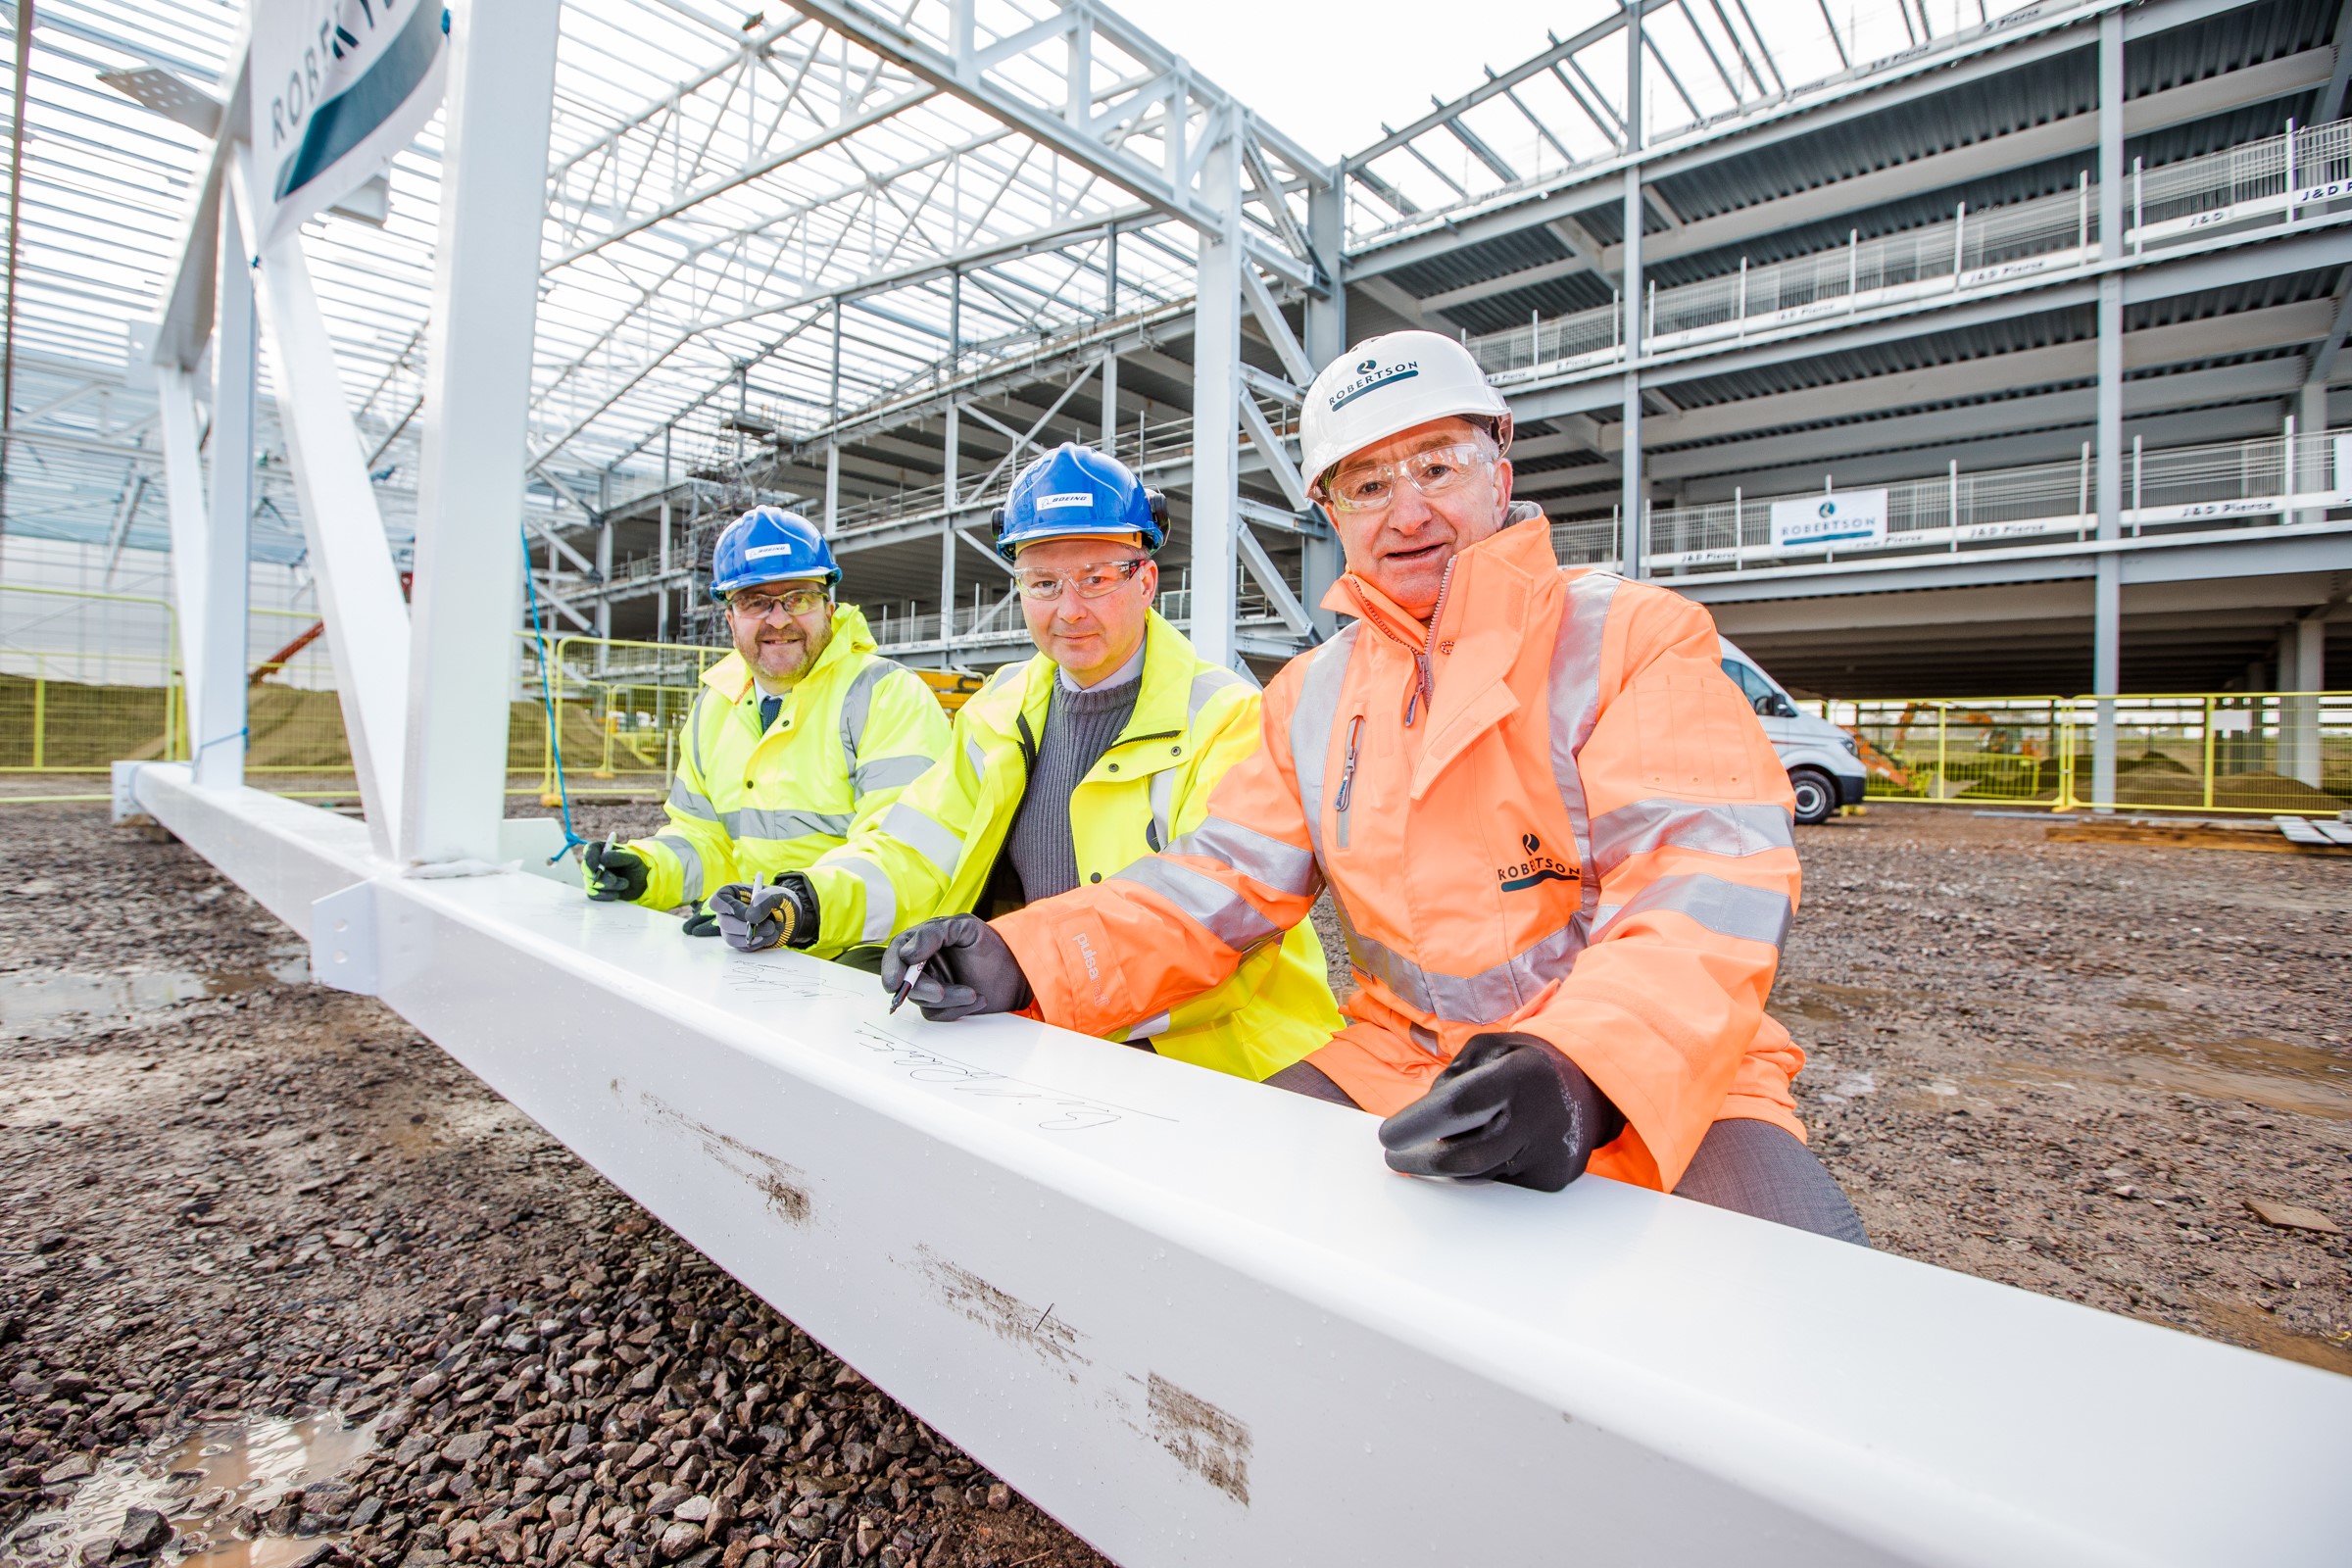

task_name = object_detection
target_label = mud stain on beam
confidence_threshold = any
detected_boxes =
[1146,1372,1250,1505]
[910,1246,1089,1378]
[614,1077,814,1226]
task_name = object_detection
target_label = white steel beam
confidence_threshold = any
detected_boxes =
[783,0,1332,276]
[122,764,2352,1568]
[401,0,564,867]
[226,147,413,855]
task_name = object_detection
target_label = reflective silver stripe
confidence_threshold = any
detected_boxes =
[1187,664,1248,722]
[836,856,899,944]
[1147,766,1177,852]
[684,689,711,778]
[1112,857,1283,953]
[1166,814,1319,899]
[1587,799,1794,881]
[666,776,720,822]
[838,658,906,790]
[1334,896,1584,1024]
[1592,873,1791,949]
[1548,569,1620,943]
[652,834,706,905]
[726,808,855,841]
[1287,623,1358,865]
[1127,1011,1171,1040]
[853,754,934,795]
[882,801,963,879]
[963,735,988,780]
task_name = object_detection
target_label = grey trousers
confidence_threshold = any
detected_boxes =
[1266,1062,1868,1246]
[1673,1116,1869,1246]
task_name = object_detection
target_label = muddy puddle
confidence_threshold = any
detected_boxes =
[2,1409,376,1566]
[1984,1032,2352,1120]
[0,955,310,1029]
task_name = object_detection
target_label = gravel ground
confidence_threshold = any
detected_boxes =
[0,799,2347,1567]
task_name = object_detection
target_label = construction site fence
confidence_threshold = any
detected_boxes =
[0,585,733,803]
[1834,695,2352,818]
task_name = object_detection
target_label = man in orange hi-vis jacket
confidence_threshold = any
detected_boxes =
[880,329,1865,1241]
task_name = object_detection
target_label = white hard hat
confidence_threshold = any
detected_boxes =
[1298,329,1513,489]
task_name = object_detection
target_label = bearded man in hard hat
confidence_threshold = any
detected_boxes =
[581,507,950,951]
[706,443,1343,1088]
[876,335,1864,1240]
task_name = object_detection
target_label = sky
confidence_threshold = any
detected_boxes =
[1099,2,2003,165]
[1104,0,1614,162]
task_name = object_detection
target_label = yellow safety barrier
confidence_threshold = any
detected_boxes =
[2054,693,2352,816]
[532,635,729,801]
[1836,694,2352,817]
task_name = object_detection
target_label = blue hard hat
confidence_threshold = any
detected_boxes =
[709,507,841,601]
[991,444,1167,563]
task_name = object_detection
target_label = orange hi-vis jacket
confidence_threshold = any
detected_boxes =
[992,514,1807,1191]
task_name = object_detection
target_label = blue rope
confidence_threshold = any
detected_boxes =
[521,527,589,863]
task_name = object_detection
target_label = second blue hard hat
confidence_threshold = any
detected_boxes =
[709,506,841,601]
[991,443,1167,563]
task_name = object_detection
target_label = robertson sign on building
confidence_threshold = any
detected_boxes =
[1770,489,1889,550]
[248,0,448,245]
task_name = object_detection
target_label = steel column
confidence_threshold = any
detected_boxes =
[400,0,563,865]
[1188,111,1243,669]
[2292,612,2327,787]
[1300,178,1348,636]
[1619,5,1645,577]
[2092,11,2126,813]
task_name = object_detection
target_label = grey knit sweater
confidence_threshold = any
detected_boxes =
[1003,653,1143,903]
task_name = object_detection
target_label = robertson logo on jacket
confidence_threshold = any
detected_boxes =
[1497,832,1578,892]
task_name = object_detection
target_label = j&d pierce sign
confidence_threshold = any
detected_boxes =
[1769,489,1889,550]
[248,0,449,246]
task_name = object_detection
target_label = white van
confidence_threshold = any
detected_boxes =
[1717,637,1867,826]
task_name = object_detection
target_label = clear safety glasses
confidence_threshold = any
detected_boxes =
[1322,441,1494,515]
[1013,559,1149,602]
[729,586,830,619]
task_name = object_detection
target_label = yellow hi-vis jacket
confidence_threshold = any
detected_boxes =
[622,606,951,912]
[799,612,1342,1083]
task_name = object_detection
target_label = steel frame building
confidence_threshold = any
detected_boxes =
[567,0,2352,813]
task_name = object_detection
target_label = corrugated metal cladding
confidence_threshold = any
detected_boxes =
[2130,96,2323,168]
[2130,0,2335,95]
[1645,154,2098,288]
[2126,342,2310,379]
[1644,0,2330,232]
[1384,225,1570,300]
[1441,272,1618,335]
[1651,49,2096,225]
[2128,268,2342,328]
[1663,309,2096,412]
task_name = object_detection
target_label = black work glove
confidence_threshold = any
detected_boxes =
[879,915,1033,1022]
[708,875,818,953]
[681,909,719,938]
[1378,1032,1624,1193]
[582,840,648,903]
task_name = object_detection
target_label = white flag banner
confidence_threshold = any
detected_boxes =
[1769,489,1889,550]
[247,0,448,246]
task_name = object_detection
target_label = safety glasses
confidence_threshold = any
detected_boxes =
[1013,559,1149,602]
[729,585,830,619]
[1322,441,1494,515]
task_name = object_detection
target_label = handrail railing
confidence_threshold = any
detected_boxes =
[1462,117,2352,382]
[1560,424,2352,577]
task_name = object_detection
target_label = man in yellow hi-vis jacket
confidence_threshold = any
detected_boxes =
[703,446,1342,1088]
[581,508,949,945]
